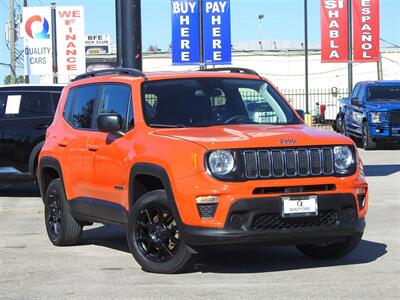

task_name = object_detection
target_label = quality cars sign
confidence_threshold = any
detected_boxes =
[22,6,53,75]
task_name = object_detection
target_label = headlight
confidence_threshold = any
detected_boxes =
[370,112,388,123]
[334,146,353,173]
[208,150,235,176]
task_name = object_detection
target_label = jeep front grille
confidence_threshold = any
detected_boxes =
[390,110,400,127]
[243,147,335,179]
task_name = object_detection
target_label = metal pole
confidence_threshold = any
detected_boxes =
[121,0,142,70]
[304,0,309,114]
[9,0,16,84]
[23,0,29,83]
[51,3,58,83]
[199,0,205,70]
[347,0,353,94]
[115,0,123,67]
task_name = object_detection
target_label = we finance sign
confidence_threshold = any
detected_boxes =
[171,0,231,65]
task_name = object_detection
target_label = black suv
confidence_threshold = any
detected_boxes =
[0,84,64,182]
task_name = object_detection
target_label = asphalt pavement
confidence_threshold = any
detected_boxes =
[1,148,399,299]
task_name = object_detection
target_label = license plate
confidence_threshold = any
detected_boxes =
[282,195,318,218]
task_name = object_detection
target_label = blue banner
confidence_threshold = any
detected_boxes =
[171,0,200,65]
[202,0,231,65]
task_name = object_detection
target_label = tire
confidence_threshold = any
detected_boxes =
[44,178,82,246]
[127,190,194,274]
[362,122,376,150]
[296,232,363,259]
[340,117,348,136]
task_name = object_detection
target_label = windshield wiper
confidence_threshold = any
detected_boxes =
[149,123,186,128]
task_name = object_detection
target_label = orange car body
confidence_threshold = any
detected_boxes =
[39,70,367,247]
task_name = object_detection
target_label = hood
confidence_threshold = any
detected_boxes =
[154,124,351,150]
[365,101,400,111]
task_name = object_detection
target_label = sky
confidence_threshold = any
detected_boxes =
[0,0,399,81]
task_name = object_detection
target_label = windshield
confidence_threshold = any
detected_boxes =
[142,78,300,128]
[367,85,400,102]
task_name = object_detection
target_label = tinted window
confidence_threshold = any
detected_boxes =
[142,78,300,127]
[97,84,132,130]
[367,85,400,102]
[0,91,53,119]
[68,85,98,129]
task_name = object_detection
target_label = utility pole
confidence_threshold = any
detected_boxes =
[51,2,58,83]
[23,0,29,83]
[9,0,16,84]
[304,0,309,115]
[347,0,353,94]
[120,0,142,70]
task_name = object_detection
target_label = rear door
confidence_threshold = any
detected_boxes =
[0,89,59,174]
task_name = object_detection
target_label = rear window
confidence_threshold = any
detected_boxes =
[0,91,56,119]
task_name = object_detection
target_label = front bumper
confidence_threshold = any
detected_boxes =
[370,124,400,141]
[181,193,365,246]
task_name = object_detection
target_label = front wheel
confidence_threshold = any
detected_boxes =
[296,232,363,259]
[127,190,194,273]
[362,122,376,150]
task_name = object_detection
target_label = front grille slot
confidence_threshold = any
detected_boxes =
[251,210,339,230]
[391,110,400,126]
[253,184,336,195]
[243,147,335,179]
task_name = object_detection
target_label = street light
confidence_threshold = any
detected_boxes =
[257,13,264,50]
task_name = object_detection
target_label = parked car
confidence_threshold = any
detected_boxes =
[0,84,64,182]
[38,68,368,273]
[335,81,400,149]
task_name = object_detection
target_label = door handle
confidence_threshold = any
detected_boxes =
[58,141,68,148]
[87,145,99,152]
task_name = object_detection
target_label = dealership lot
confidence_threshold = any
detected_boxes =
[1,148,399,299]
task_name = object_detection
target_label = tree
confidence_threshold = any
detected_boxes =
[4,75,25,84]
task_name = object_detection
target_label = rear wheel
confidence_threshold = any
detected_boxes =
[44,179,82,246]
[362,122,376,150]
[127,190,194,273]
[296,232,363,259]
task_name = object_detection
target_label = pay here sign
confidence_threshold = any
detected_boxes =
[171,0,231,65]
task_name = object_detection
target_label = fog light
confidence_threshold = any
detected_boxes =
[196,196,218,219]
[230,214,244,229]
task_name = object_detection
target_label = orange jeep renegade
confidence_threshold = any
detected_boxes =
[39,68,368,273]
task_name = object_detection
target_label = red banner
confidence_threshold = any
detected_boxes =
[353,0,380,62]
[320,0,348,63]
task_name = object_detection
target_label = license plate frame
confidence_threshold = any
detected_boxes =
[281,195,318,218]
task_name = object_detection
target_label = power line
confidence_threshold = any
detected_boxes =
[380,38,400,48]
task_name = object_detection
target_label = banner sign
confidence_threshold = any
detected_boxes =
[22,6,53,75]
[352,0,380,62]
[320,0,348,63]
[202,0,231,65]
[56,6,86,75]
[171,0,200,65]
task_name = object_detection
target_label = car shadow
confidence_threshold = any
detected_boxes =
[364,164,400,177]
[80,225,387,274]
[0,183,40,197]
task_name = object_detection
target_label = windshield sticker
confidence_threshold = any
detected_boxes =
[5,95,22,114]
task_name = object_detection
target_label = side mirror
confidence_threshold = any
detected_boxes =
[351,97,361,106]
[97,114,124,136]
[296,109,305,121]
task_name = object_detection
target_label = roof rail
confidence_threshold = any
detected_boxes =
[199,67,260,77]
[72,68,146,81]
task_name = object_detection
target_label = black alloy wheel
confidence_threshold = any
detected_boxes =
[135,205,181,263]
[46,189,62,240]
[44,179,82,246]
[127,190,194,273]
